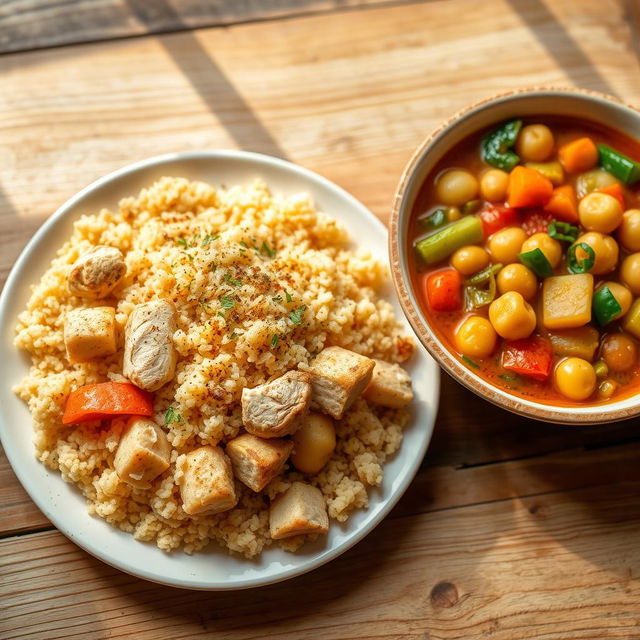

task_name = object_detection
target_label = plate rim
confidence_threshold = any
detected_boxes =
[0,150,439,590]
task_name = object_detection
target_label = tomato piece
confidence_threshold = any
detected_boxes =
[479,204,520,237]
[424,269,462,312]
[62,382,154,425]
[522,209,554,236]
[501,337,553,381]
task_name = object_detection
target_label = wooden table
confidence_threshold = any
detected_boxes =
[2,1,640,637]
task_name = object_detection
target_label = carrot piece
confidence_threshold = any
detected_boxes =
[507,166,553,208]
[597,182,626,210]
[544,184,579,223]
[62,382,154,425]
[558,137,598,174]
[425,269,462,312]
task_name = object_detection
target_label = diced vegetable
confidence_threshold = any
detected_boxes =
[463,264,502,311]
[567,242,595,274]
[548,221,579,243]
[524,161,564,185]
[501,336,553,381]
[415,215,483,265]
[598,144,640,184]
[576,168,620,198]
[593,360,609,378]
[461,199,482,215]
[425,269,462,312]
[522,209,553,236]
[558,137,599,173]
[548,326,600,361]
[622,298,640,339]
[479,204,520,237]
[481,119,523,171]
[518,248,554,278]
[508,166,553,208]
[542,273,594,330]
[544,185,578,222]
[593,285,623,326]
[419,207,448,230]
[62,382,154,425]
[597,182,626,210]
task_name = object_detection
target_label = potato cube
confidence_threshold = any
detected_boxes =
[114,417,171,489]
[64,306,117,363]
[304,346,375,419]
[542,274,593,330]
[177,446,237,516]
[226,434,293,492]
[548,326,600,361]
[269,482,329,540]
[363,359,413,408]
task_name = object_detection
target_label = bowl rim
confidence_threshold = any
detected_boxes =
[389,86,640,424]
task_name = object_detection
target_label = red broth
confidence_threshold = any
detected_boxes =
[409,117,640,406]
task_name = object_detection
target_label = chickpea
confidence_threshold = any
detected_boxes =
[620,253,640,295]
[600,282,632,318]
[291,413,336,474]
[488,227,527,264]
[497,264,538,300]
[598,379,618,400]
[454,316,497,359]
[618,209,640,252]
[488,291,537,340]
[451,246,490,276]
[578,193,623,234]
[515,124,555,162]
[554,357,596,401]
[520,233,562,268]
[480,169,509,202]
[576,232,619,275]
[436,169,479,206]
[600,332,638,373]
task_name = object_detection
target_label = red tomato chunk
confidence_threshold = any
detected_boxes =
[479,205,519,237]
[425,269,462,312]
[501,337,553,381]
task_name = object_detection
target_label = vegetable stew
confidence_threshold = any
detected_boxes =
[409,117,640,405]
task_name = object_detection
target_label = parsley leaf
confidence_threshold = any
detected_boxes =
[223,272,243,287]
[176,237,188,248]
[219,295,236,310]
[270,334,279,348]
[201,234,219,247]
[285,290,293,303]
[230,331,238,340]
[164,406,183,425]
[261,241,276,258]
[289,305,306,326]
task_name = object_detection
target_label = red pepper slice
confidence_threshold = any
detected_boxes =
[424,269,462,312]
[521,209,554,236]
[479,204,520,238]
[501,336,553,381]
[62,382,154,425]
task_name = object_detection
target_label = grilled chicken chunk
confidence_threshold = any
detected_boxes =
[123,300,177,392]
[269,482,329,539]
[67,246,126,299]
[241,370,312,438]
[114,417,171,489]
[64,306,117,363]
[303,346,375,419]
[177,446,237,516]
[226,433,293,492]
[362,359,413,409]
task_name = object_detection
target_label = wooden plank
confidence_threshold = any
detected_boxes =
[1,478,639,639]
[0,0,394,54]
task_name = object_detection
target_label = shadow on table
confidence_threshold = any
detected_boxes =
[124,0,288,160]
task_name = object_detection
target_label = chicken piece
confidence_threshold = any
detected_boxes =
[67,245,126,299]
[123,300,177,391]
[226,434,293,492]
[304,346,375,419]
[64,306,117,363]
[362,359,413,409]
[241,371,312,438]
[269,482,329,540]
[177,446,237,516]
[113,417,171,489]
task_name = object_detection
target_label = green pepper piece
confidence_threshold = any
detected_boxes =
[598,144,640,184]
[419,207,448,230]
[463,263,501,310]
[548,221,579,243]
[481,119,523,171]
[567,242,595,274]
[593,285,622,326]
[461,199,482,215]
[466,263,503,285]
[518,248,554,278]
[415,215,483,265]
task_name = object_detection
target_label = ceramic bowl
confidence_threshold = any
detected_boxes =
[389,87,640,424]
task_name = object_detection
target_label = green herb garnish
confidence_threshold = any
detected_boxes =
[462,355,480,369]
[176,237,188,248]
[285,290,293,303]
[567,242,595,274]
[271,334,279,348]
[219,295,235,310]
[164,406,183,425]
[548,221,579,243]
[201,234,219,247]
[223,273,243,287]
[289,305,306,326]
[261,240,276,258]
[229,331,238,340]
[272,295,283,304]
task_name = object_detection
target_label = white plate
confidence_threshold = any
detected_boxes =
[0,151,439,590]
